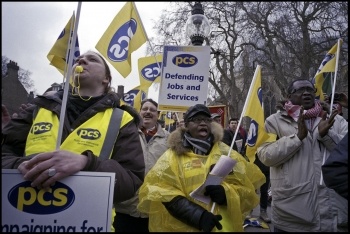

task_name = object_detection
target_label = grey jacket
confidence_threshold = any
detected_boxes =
[257,108,348,232]
[115,123,170,217]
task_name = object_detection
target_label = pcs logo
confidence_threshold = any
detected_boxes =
[141,62,162,82]
[30,123,53,134]
[172,54,198,68]
[8,181,75,214]
[107,19,138,62]
[247,87,263,147]
[77,128,101,140]
[123,90,147,106]
[247,120,258,147]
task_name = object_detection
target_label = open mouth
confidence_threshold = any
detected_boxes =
[198,128,208,137]
[143,115,153,120]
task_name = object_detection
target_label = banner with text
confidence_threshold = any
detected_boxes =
[158,45,210,112]
[2,170,115,232]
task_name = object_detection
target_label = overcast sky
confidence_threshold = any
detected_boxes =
[2,2,171,101]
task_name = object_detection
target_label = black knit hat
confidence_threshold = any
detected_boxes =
[184,104,211,122]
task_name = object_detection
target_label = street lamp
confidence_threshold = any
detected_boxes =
[185,2,210,46]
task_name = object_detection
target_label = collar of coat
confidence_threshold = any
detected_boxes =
[167,121,224,156]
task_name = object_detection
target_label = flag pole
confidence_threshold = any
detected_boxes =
[56,2,82,150]
[319,38,342,186]
[328,38,342,115]
[226,65,261,158]
[210,65,261,214]
[61,15,75,88]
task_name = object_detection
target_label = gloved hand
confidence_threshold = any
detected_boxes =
[204,185,227,205]
[199,210,222,232]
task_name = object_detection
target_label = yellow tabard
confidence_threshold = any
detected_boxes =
[25,107,131,158]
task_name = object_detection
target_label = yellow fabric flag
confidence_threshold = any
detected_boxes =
[122,85,147,111]
[47,14,80,76]
[313,40,342,100]
[244,66,276,163]
[138,54,163,90]
[159,111,175,126]
[96,2,147,78]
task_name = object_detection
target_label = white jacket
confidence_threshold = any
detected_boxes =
[257,109,348,232]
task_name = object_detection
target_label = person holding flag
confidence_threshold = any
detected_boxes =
[257,78,348,232]
[137,104,265,232]
[2,51,145,212]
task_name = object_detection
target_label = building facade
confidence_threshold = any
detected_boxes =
[2,60,34,115]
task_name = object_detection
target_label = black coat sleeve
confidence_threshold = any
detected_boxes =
[163,195,206,230]
[222,130,239,151]
[322,133,348,200]
[222,130,232,146]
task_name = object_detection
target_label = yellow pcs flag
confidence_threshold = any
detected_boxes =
[47,14,80,76]
[244,66,276,163]
[313,39,342,101]
[122,85,147,111]
[96,2,147,78]
[138,54,163,90]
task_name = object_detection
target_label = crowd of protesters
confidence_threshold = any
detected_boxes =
[2,54,348,234]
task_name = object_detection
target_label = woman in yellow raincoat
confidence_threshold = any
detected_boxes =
[138,104,265,232]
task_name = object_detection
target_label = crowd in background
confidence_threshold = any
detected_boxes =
[2,51,348,232]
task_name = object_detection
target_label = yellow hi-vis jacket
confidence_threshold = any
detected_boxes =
[25,107,129,159]
[24,107,131,232]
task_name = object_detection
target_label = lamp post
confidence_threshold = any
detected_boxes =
[185,2,210,46]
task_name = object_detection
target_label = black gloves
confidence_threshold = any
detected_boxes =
[204,185,227,205]
[199,210,223,232]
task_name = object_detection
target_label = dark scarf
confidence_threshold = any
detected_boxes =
[183,132,214,155]
[67,94,105,124]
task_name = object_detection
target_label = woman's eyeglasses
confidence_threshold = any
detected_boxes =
[189,117,212,124]
[291,87,317,94]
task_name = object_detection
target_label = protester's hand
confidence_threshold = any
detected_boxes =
[204,185,227,205]
[318,110,338,138]
[199,210,222,232]
[325,93,348,109]
[2,104,11,129]
[320,101,331,114]
[19,103,33,112]
[297,106,308,140]
[324,93,329,103]
[338,92,348,109]
[18,150,88,189]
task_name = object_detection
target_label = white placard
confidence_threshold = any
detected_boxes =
[158,45,211,112]
[2,169,115,232]
[190,155,237,204]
